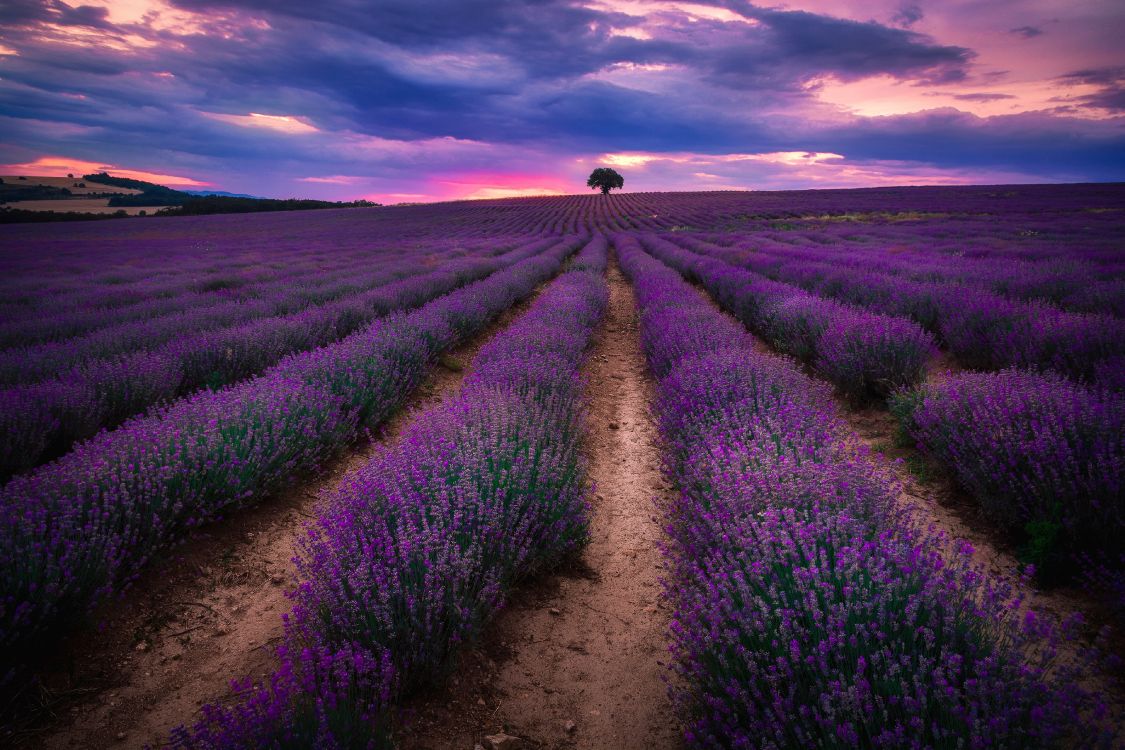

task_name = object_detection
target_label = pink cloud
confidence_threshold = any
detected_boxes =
[0,156,210,186]
[202,112,321,135]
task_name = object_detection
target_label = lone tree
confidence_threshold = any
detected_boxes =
[587,167,624,195]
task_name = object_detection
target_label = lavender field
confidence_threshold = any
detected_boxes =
[1,184,1123,748]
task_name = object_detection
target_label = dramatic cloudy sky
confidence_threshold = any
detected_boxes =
[1,0,1123,201]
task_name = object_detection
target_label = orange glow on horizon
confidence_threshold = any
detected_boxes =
[434,172,570,201]
[0,156,210,186]
[459,186,566,200]
[813,75,1116,120]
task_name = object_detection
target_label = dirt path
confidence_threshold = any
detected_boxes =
[397,259,681,749]
[24,292,544,750]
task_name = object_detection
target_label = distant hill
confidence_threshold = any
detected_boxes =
[84,173,191,206]
[0,172,379,222]
[183,189,264,199]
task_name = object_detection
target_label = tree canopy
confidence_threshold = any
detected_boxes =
[587,167,624,195]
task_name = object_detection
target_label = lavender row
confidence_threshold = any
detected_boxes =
[0,238,557,482]
[0,236,581,689]
[636,233,935,402]
[0,246,417,348]
[617,235,1116,748]
[891,370,1125,589]
[720,232,1125,317]
[0,249,476,385]
[0,214,438,310]
[676,234,1124,384]
[172,254,607,747]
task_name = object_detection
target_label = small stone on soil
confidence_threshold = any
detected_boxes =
[565,719,577,734]
[483,732,523,749]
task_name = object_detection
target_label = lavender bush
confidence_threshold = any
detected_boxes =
[636,233,935,401]
[173,251,607,747]
[892,369,1125,577]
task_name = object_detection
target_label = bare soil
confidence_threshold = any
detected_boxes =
[395,259,681,749]
[20,292,544,750]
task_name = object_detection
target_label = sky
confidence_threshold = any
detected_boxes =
[0,0,1123,202]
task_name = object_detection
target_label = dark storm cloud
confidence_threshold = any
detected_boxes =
[1058,67,1125,112]
[950,92,1017,102]
[0,0,53,24]
[714,4,972,86]
[816,108,1125,180]
[892,4,924,29]
[55,3,114,28]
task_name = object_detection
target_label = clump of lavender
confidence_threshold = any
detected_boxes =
[635,233,934,402]
[616,235,1117,749]
[935,287,1123,383]
[816,311,936,401]
[170,643,394,749]
[173,252,607,745]
[893,369,1124,577]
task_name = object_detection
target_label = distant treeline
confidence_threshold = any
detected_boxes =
[161,196,379,215]
[0,207,129,223]
[0,184,74,203]
[81,173,166,191]
[84,172,192,207]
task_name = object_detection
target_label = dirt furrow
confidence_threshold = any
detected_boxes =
[26,291,546,750]
[398,259,681,749]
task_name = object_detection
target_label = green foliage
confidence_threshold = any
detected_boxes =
[82,172,164,191]
[1022,517,1062,572]
[164,196,378,215]
[108,189,189,207]
[903,454,931,483]
[888,386,927,448]
[0,206,128,223]
[586,167,624,195]
[0,184,73,203]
